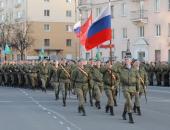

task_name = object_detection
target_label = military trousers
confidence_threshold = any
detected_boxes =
[123,87,136,113]
[92,82,102,102]
[75,83,88,107]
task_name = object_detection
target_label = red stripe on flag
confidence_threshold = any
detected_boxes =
[85,28,112,51]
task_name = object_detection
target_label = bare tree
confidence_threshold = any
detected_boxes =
[12,22,34,60]
[0,22,13,49]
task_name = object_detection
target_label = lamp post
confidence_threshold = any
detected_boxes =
[126,39,132,58]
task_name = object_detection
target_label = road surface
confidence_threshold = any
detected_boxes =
[0,86,170,130]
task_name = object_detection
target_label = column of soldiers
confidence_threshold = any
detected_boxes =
[0,57,170,124]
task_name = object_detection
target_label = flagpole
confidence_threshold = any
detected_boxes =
[109,0,113,65]
[90,0,93,60]
[75,0,78,60]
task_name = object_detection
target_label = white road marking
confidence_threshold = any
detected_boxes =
[67,127,71,130]
[0,101,12,103]
[48,112,51,115]
[59,121,64,125]
[53,116,57,119]
[149,89,170,94]
[19,89,81,130]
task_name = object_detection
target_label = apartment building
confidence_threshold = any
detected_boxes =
[79,0,170,62]
[0,0,79,60]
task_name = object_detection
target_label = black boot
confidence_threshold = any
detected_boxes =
[105,105,110,113]
[128,113,134,124]
[136,107,141,116]
[55,94,59,100]
[97,101,101,109]
[122,111,127,120]
[81,106,86,116]
[114,99,118,106]
[95,101,101,109]
[63,98,66,107]
[110,106,114,116]
[78,106,81,113]
[133,103,136,113]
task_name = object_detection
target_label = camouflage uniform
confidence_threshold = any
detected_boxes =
[71,64,91,116]
[38,62,49,92]
[101,63,119,116]
[120,65,140,123]
[90,65,103,109]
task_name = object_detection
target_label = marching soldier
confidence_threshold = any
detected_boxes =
[38,59,49,92]
[101,61,119,116]
[120,57,140,123]
[28,60,38,89]
[132,59,148,115]
[50,61,60,100]
[58,59,71,107]
[71,59,91,116]
[90,59,103,109]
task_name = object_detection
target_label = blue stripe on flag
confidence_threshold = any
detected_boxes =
[87,15,111,38]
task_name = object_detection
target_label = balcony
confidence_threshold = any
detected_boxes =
[78,0,91,10]
[131,10,148,24]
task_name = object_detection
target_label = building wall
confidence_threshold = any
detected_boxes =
[27,21,79,59]
[79,0,170,62]
[0,0,79,60]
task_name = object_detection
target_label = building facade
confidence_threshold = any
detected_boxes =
[79,0,170,62]
[0,0,79,60]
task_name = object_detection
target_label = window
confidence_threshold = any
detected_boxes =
[44,10,50,16]
[111,5,114,18]
[66,39,72,47]
[44,39,50,47]
[121,3,127,16]
[122,51,127,59]
[156,24,161,36]
[155,50,161,62]
[66,0,72,3]
[86,52,90,60]
[123,28,127,38]
[112,28,114,39]
[66,10,72,17]
[154,0,160,12]
[16,11,23,19]
[168,23,170,37]
[44,24,50,32]
[96,8,101,17]
[138,51,145,61]
[66,25,73,32]
[139,26,144,37]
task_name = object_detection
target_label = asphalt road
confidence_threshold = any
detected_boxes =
[0,86,170,130]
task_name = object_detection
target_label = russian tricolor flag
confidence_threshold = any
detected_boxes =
[85,6,112,51]
[74,21,81,37]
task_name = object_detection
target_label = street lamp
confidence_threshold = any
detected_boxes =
[126,39,132,58]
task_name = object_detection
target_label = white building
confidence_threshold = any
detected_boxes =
[78,0,170,62]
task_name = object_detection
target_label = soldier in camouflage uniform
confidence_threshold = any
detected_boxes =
[90,59,103,109]
[120,57,140,123]
[28,60,38,89]
[101,61,119,116]
[38,60,49,92]
[58,59,71,106]
[132,60,148,115]
[71,59,91,116]
[50,61,60,100]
